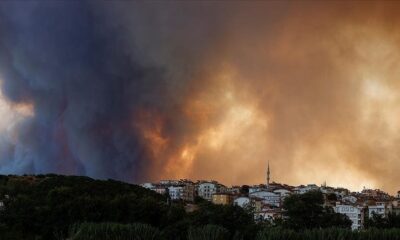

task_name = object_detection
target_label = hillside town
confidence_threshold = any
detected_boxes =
[141,163,400,230]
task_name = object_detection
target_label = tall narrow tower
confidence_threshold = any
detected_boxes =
[267,161,270,186]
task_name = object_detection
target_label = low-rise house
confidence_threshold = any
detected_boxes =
[294,184,319,194]
[227,186,241,195]
[234,196,251,208]
[333,188,350,198]
[249,185,263,194]
[342,195,358,204]
[254,204,282,222]
[368,201,388,217]
[251,197,264,212]
[212,193,234,205]
[141,183,155,190]
[249,190,281,207]
[361,189,390,201]
[273,188,292,199]
[320,186,335,194]
[160,180,180,185]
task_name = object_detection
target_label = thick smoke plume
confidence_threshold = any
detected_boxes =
[1,2,400,193]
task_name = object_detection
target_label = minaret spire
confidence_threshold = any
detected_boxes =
[267,161,270,186]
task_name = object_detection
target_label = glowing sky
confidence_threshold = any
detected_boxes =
[1,2,400,193]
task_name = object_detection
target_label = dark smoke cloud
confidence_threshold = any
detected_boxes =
[0,2,179,181]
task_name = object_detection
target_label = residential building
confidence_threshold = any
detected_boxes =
[320,186,335,194]
[249,185,263,194]
[160,180,180,185]
[368,202,388,217]
[212,193,234,205]
[249,190,281,207]
[141,183,155,190]
[389,200,400,215]
[335,203,366,230]
[334,188,350,198]
[197,181,225,201]
[273,188,292,199]
[168,186,184,200]
[251,197,264,212]
[254,204,282,222]
[234,196,251,208]
[294,184,319,194]
[342,195,358,204]
[154,185,167,195]
[182,182,197,202]
[227,186,241,194]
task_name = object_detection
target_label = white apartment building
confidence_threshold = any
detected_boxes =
[168,186,184,200]
[335,204,366,230]
[294,184,319,194]
[154,186,167,195]
[249,191,281,207]
[160,180,180,185]
[249,185,263,194]
[368,202,387,217]
[198,182,225,201]
[141,183,155,190]
[234,196,251,208]
[342,195,358,204]
[273,189,292,199]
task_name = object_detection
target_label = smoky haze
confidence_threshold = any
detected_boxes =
[0,2,399,193]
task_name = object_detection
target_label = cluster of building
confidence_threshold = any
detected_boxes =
[141,163,400,230]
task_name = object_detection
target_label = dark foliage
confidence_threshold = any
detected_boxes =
[0,174,166,239]
[282,190,352,229]
[365,212,400,229]
[0,174,255,240]
[4,175,394,240]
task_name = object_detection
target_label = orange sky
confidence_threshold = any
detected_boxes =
[125,2,400,194]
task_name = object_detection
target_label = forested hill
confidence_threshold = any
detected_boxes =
[0,174,163,202]
[0,174,168,239]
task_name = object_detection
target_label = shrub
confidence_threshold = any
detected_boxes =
[69,222,160,240]
[187,224,229,240]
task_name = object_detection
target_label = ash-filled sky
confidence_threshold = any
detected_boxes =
[0,1,400,193]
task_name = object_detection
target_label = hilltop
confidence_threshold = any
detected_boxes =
[0,174,168,239]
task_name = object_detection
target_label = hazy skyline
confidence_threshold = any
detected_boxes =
[0,2,400,193]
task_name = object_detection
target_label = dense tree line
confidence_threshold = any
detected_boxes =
[69,223,400,240]
[282,190,352,229]
[0,175,396,240]
[365,212,400,229]
[0,175,256,240]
